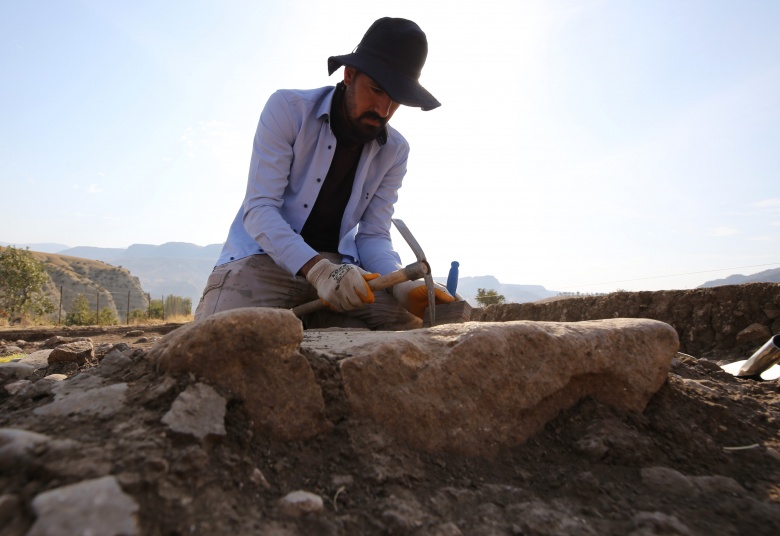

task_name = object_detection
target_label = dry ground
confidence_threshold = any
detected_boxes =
[1,322,779,535]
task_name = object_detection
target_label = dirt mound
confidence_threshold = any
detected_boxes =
[1,289,779,534]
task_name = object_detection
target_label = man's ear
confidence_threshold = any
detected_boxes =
[343,66,357,86]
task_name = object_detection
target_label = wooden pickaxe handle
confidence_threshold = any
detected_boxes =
[291,260,429,317]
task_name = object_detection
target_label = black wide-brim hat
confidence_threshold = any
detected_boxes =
[328,17,441,111]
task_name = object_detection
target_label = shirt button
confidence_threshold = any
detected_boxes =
[304,204,308,208]
[317,178,322,182]
[230,256,235,260]
[328,145,332,149]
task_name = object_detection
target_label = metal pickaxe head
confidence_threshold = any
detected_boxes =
[392,218,436,326]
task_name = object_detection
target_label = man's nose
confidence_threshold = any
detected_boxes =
[374,94,395,118]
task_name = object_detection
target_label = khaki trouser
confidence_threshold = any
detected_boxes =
[194,253,421,331]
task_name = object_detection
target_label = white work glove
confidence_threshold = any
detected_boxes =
[392,280,455,319]
[305,259,379,312]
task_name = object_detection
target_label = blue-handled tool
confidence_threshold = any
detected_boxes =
[446,261,459,296]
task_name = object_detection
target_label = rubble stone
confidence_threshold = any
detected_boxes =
[48,340,94,365]
[27,475,139,536]
[149,307,331,440]
[162,383,227,439]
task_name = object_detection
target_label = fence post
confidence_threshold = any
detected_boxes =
[58,285,63,325]
[96,292,100,325]
[147,293,151,319]
[126,290,130,325]
[162,296,165,321]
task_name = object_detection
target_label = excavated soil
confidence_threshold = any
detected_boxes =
[2,298,780,534]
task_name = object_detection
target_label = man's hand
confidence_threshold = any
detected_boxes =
[305,259,379,312]
[392,280,455,319]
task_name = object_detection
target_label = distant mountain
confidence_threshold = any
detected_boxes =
[0,241,70,253]
[698,267,780,288]
[435,275,559,306]
[56,242,223,312]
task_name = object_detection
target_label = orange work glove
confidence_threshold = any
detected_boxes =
[392,280,455,319]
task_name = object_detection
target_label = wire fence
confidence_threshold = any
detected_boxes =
[54,287,192,326]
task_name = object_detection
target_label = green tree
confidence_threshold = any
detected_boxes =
[0,246,54,321]
[97,307,119,325]
[164,295,193,317]
[128,309,148,323]
[65,294,93,326]
[475,288,506,306]
[149,299,165,320]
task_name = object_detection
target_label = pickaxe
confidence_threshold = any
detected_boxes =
[291,218,437,325]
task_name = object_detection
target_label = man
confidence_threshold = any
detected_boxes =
[195,17,453,329]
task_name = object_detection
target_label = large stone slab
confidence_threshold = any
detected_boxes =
[148,308,331,441]
[333,319,678,456]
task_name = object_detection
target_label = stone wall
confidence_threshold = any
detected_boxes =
[473,283,780,360]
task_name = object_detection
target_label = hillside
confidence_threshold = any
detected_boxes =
[57,242,223,312]
[20,250,148,322]
[699,267,780,288]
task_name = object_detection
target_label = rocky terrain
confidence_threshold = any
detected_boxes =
[0,284,779,535]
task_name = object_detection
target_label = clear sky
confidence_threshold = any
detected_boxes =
[2,0,779,293]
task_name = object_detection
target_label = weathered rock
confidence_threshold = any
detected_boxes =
[48,340,94,365]
[18,349,53,369]
[0,362,35,382]
[162,383,227,440]
[641,466,745,498]
[96,349,132,377]
[338,319,678,456]
[43,374,68,382]
[507,501,597,535]
[641,466,697,496]
[278,490,324,517]
[0,494,20,526]
[630,511,693,536]
[0,428,51,472]
[34,374,128,418]
[0,345,23,356]
[27,475,139,536]
[736,323,772,345]
[42,336,90,349]
[148,307,331,441]
[4,379,31,395]
[764,308,780,320]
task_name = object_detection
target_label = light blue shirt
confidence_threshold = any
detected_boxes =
[216,85,409,276]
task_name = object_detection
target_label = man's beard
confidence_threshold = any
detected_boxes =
[342,87,387,144]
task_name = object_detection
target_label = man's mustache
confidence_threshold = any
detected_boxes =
[359,112,386,125]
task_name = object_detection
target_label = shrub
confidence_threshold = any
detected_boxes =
[65,294,93,326]
[0,246,54,322]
